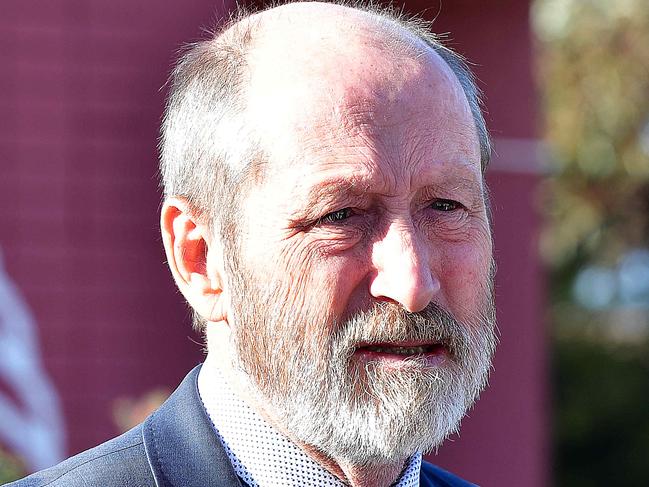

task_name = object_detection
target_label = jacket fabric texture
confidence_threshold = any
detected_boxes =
[8,365,476,487]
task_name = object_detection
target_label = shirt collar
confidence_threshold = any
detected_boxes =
[198,355,422,487]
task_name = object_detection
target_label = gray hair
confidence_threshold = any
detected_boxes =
[159,18,259,240]
[159,1,491,241]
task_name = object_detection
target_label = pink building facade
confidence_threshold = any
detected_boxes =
[0,1,545,485]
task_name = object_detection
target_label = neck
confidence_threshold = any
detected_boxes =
[250,408,406,487]
[304,447,406,487]
[204,326,409,487]
[251,401,407,487]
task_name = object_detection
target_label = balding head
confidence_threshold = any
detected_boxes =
[244,4,477,164]
[159,3,497,473]
[159,1,490,244]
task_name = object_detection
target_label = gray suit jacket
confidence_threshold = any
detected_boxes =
[7,366,475,486]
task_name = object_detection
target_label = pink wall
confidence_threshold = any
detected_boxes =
[1,0,545,485]
[0,0,227,457]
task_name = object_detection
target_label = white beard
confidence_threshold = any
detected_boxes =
[228,274,497,467]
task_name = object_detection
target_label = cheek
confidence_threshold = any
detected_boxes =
[321,254,370,320]
[280,240,369,323]
[438,239,493,321]
[271,240,342,318]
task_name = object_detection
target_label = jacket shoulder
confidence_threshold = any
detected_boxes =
[6,425,155,487]
[420,460,478,487]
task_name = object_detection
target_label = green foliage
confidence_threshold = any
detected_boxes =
[533,0,649,484]
[534,0,649,268]
[0,448,24,485]
[554,337,649,486]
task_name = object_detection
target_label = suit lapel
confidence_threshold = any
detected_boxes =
[142,365,243,487]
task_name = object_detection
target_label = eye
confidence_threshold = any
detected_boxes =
[430,199,462,211]
[319,208,353,224]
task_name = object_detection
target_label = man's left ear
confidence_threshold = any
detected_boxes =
[160,198,230,324]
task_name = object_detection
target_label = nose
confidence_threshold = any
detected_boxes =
[369,221,439,313]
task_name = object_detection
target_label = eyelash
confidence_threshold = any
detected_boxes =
[319,208,354,224]
[430,199,463,212]
[316,198,462,226]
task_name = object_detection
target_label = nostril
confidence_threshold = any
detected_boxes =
[372,295,401,307]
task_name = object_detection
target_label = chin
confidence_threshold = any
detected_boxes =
[273,364,479,466]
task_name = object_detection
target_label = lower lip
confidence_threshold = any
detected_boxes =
[353,345,450,368]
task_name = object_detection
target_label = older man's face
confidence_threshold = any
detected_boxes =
[224,48,495,463]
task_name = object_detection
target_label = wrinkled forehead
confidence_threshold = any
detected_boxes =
[240,5,478,175]
[252,56,472,144]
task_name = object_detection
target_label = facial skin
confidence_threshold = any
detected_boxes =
[225,9,495,484]
[162,4,497,487]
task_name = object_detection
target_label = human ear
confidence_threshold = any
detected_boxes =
[160,197,229,324]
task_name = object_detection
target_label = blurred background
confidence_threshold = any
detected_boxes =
[0,0,647,485]
[534,0,649,485]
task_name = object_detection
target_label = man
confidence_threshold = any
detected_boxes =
[9,1,496,486]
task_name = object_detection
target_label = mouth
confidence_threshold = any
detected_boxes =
[353,341,450,366]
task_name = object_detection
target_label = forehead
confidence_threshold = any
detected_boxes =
[244,26,480,187]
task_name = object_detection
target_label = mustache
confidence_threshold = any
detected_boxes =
[331,301,472,361]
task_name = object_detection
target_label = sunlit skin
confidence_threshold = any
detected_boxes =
[162,3,493,487]
[238,10,492,359]
[235,13,491,487]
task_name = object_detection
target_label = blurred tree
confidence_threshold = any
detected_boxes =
[112,389,170,433]
[554,339,649,486]
[533,0,649,485]
[0,447,24,484]
[535,0,649,269]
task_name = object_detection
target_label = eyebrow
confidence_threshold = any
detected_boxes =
[425,175,483,195]
[288,171,483,225]
[288,176,369,225]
